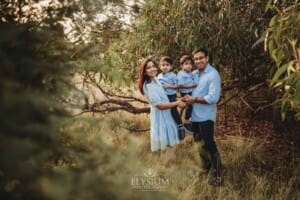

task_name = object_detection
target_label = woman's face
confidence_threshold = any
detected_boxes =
[145,61,158,79]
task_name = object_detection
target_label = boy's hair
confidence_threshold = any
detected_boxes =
[180,55,193,65]
[192,48,209,57]
[160,56,173,65]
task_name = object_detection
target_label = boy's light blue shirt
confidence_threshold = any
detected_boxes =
[192,64,221,122]
[177,70,196,93]
[157,72,177,95]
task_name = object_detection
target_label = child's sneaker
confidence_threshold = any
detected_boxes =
[178,126,185,140]
[183,123,194,134]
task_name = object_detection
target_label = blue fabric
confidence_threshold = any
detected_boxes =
[157,72,178,95]
[143,78,180,151]
[177,70,196,93]
[191,64,221,122]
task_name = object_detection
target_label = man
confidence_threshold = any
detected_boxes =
[183,48,223,185]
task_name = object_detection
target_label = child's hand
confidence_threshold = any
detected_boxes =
[163,84,172,88]
[177,100,186,108]
[163,84,177,89]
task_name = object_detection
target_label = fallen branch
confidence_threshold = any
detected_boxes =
[240,96,255,111]
[122,126,150,133]
[88,98,150,114]
[76,78,268,116]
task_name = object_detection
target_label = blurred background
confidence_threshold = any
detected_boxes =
[0,0,299,199]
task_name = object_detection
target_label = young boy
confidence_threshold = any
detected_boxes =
[177,55,197,133]
[157,56,185,140]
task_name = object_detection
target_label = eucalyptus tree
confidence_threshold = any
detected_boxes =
[84,0,276,117]
[262,0,300,120]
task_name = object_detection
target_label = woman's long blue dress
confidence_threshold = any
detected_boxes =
[143,78,180,151]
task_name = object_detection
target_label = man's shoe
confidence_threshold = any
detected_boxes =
[209,176,224,186]
[198,168,209,175]
[183,123,194,134]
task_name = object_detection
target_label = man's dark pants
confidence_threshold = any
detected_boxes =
[192,120,222,177]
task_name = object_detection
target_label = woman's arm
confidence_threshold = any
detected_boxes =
[182,95,208,104]
[156,100,185,110]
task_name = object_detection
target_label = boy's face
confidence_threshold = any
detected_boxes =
[182,59,193,72]
[159,60,172,73]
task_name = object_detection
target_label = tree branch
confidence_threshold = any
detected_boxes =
[86,73,148,104]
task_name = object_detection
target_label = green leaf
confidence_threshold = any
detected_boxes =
[270,48,278,63]
[265,0,273,12]
[269,15,277,27]
[252,31,267,48]
[291,79,300,104]
[275,23,281,43]
[272,63,288,82]
[268,40,275,55]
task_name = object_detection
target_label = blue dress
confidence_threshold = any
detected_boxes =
[143,78,180,151]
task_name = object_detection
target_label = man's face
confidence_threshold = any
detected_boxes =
[193,51,209,72]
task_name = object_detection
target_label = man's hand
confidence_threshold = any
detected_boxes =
[182,95,196,105]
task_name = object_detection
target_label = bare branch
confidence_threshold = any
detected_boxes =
[218,89,241,107]
[86,73,148,104]
[240,96,255,111]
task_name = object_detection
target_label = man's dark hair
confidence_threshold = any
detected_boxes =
[192,48,209,57]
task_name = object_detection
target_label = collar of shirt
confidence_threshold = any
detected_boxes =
[179,70,192,76]
[193,64,212,76]
[159,72,173,77]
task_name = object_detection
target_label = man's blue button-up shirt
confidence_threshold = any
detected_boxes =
[192,64,221,122]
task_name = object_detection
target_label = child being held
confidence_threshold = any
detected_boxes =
[157,56,185,140]
[177,55,197,134]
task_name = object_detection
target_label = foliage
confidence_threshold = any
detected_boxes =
[263,0,300,120]
[0,1,77,198]
[107,0,272,84]
[0,0,163,199]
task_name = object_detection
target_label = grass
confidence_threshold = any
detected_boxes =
[60,112,299,200]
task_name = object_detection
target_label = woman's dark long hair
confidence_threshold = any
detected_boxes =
[137,58,157,95]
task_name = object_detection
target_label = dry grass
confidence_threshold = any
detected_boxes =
[66,111,300,200]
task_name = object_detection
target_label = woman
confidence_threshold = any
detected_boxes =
[137,58,185,165]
